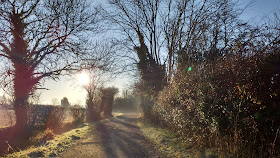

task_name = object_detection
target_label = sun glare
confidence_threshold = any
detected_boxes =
[78,72,89,86]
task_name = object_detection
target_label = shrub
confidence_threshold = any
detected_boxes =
[27,105,51,129]
[154,50,280,157]
[100,87,119,118]
[155,65,212,144]
[87,101,101,121]
[46,106,66,129]
[201,52,280,157]
[134,81,160,123]
[69,107,87,125]
[26,105,66,130]
[86,88,102,122]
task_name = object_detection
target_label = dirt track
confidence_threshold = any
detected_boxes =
[60,114,162,158]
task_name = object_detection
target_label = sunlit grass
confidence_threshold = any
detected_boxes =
[137,119,219,158]
[6,123,93,157]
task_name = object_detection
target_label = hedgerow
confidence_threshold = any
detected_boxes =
[70,107,87,125]
[26,105,87,130]
[153,44,280,157]
[27,105,66,130]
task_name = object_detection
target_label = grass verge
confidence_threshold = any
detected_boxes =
[6,123,93,157]
[137,118,219,158]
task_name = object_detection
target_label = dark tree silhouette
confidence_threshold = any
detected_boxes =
[100,87,118,118]
[0,0,99,133]
[84,69,103,121]
[81,42,119,121]
[103,0,166,93]
[61,97,70,107]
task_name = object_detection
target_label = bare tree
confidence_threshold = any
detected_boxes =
[162,0,188,82]
[84,68,104,121]
[102,0,243,88]
[75,41,121,121]
[0,0,99,133]
[161,0,249,72]
[103,0,166,93]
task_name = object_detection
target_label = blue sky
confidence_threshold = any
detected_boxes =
[39,0,280,105]
[241,0,279,23]
[1,0,279,105]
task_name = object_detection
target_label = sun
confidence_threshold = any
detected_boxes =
[77,71,89,86]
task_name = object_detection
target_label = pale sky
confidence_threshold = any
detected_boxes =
[240,0,279,22]
[38,75,131,106]
[38,76,87,106]
[0,0,279,105]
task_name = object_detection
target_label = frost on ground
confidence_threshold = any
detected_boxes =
[138,120,219,158]
[6,114,160,158]
[60,114,161,158]
[7,113,219,158]
[7,123,92,157]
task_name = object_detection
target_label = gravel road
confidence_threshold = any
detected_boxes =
[60,114,162,158]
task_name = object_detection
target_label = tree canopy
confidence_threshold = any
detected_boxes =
[0,0,99,132]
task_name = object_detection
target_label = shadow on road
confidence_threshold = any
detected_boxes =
[90,115,159,158]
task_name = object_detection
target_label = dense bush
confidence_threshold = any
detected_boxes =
[203,52,280,157]
[155,65,212,144]
[87,100,102,121]
[45,106,66,130]
[69,107,87,125]
[100,87,118,118]
[134,81,160,123]
[27,105,66,130]
[27,105,88,130]
[154,47,280,157]
[86,87,102,122]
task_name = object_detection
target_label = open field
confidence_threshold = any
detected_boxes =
[0,109,15,128]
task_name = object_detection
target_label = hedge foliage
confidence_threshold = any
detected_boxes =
[26,105,87,130]
[27,105,65,130]
[100,87,118,117]
[70,107,87,125]
[154,49,280,157]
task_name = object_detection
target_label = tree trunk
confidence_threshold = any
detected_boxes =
[103,97,113,118]
[14,102,28,133]
[9,11,34,135]
[13,63,34,136]
[87,100,100,121]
